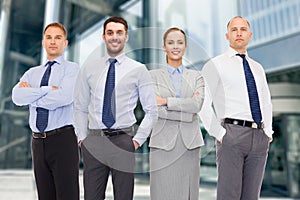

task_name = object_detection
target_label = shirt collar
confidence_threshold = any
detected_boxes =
[226,47,249,59]
[166,64,183,75]
[105,53,126,66]
[43,55,64,67]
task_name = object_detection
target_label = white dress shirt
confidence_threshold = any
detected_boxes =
[74,52,158,145]
[199,48,273,141]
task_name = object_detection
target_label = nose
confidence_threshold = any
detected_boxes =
[173,43,178,49]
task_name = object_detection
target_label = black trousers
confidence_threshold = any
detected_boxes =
[31,126,80,200]
[82,132,135,200]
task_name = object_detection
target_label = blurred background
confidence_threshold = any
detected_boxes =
[0,0,300,199]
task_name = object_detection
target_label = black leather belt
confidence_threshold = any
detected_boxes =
[32,125,74,139]
[224,118,264,129]
[89,127,133,137]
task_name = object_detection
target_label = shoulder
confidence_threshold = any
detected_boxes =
[149,68,164,75]
[124,56,145,68]
[185,68,202,76]
[209,53,228,64]
[248,57,265,73]
[64,60,79,68]
[24,65,42,74]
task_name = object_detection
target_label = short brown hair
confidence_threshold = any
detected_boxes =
[43,22,67,37]
[103,16,128,34]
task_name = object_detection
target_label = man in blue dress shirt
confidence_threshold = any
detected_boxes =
[12,22,80,200]
[74,16,157,200]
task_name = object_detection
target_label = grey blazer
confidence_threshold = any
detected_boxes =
[149,67,205,150]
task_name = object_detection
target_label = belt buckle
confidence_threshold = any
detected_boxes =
[32,132,47,139]
[251,123,258,129]
[233,120,239,125]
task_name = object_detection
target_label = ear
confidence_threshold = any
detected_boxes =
[102,34,105,41]
[42,39,45,48]
[64,40,69,48]
[249,31,253,41]
[225,33,229,40]
[163,45,167,52]
[125,33,129,42]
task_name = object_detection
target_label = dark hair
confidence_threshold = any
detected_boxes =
[43,22,67,37]
[227,16,250,29]
[103,16,128,34]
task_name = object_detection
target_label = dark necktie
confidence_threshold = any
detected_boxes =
[36,61,56,132]
[102,58,117,128]
[237,54,262,125]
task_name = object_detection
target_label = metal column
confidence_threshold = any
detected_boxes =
[40,0,61,63]
[0,0,12,98]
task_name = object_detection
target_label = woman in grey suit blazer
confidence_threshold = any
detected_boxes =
[149,27,205,200]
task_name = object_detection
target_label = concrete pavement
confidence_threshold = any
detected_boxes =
[0,168,297,200]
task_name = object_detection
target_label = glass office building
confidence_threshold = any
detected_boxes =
[0,0,299,198]
[240,0,300,198]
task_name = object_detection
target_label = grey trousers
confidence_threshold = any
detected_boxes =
[81,132,135,200]
[216,123,270,200]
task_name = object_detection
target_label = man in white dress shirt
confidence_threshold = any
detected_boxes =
[74,16,157,200]
[200,16,273,200]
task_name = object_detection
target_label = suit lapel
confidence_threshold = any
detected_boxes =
[161,67,176,97]
[181,67,189,97]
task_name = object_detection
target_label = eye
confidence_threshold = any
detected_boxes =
[117,31,125,36]
[106,31,113,36]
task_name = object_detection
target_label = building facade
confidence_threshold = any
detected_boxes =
[0,0,299,198]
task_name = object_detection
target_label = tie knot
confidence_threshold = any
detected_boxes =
[47,61,56,67]
[109,58,117,64]
[236,54,246,59]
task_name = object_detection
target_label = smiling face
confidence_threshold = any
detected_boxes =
[42,26,68,61]
[163,29,187,67]
[226,17,252,54]
[102,22,128,57]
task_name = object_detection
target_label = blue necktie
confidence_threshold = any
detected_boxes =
[36,61,56,132]
[237,54,262,125]
[102,58,117,128]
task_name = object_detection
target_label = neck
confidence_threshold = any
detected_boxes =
[230,46,247,54]
[167,60,182,69]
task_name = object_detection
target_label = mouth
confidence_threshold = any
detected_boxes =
[110,40,120,46]
[171,50,181,55]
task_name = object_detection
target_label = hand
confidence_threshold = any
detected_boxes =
[156,96,167,106]
[268,137,273,143]
[132,140,140,150]
[78,140,83,147]
[193,91,199,97]
[19,81,31,88]
[218,136,224,144]
[52,86,58,90]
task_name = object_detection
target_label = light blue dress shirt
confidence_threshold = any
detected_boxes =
[74,53,158,145]
[167,64,183,98]
[12,55,80,132]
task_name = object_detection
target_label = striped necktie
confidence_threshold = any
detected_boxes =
[102,58,117,128]
[237,54,262,125]
[36,61,56,132]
